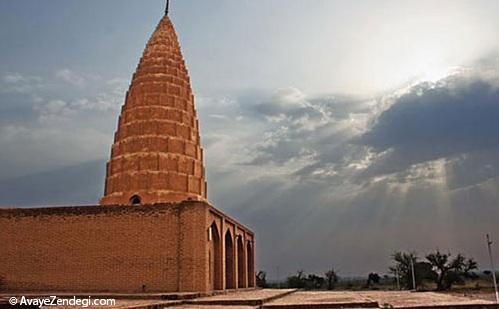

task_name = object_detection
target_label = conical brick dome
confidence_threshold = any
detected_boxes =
[100,16,207,206]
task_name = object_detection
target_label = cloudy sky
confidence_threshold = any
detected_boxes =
[1,0,499,278]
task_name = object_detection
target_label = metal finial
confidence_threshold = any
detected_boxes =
[165,0,170,15]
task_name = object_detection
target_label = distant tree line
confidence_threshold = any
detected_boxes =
[255,268,339,290]
[255,249,495,292]
[285,268,339,290]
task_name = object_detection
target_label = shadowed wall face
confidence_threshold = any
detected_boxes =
[100,15,207,206]
[224,230,235,289]
[208,222,222,291]
[237,236,246,288]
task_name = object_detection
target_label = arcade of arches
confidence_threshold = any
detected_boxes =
[208,213,255,290]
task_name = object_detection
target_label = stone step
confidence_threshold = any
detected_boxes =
[183,289,298,307]
[262,303,379,309]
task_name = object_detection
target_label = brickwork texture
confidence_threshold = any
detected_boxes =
[0,202,255,292]
[100,15,207,206]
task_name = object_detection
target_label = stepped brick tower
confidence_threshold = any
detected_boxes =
[100,15,207,206]
[0,6,255,293]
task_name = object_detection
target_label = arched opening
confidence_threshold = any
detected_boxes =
[237,236,246,288]
[247,241,255,287]
[129,195,141,205]
[224,230,235,289]
[208,222,222,290]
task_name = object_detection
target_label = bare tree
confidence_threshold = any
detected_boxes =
[325,268,339,290]
[426,250,477,291]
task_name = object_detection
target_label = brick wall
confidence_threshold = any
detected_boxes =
[0,202,209,293]
[0,201,255,293]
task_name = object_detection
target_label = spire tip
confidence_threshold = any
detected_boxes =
[165,0,170,16]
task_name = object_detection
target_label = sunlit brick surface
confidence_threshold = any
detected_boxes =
[0,202,255,293]
[0,203,205,292]
[101,16,207,206]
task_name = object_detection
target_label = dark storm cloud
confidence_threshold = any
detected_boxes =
[235,72,499,188]
[359,74,499,178]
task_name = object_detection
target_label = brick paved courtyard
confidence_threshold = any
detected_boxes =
[3,289,498,308]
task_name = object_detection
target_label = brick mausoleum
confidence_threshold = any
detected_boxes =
[0,11,255,293]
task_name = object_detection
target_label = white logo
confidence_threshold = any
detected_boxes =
[9,297,18,305]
